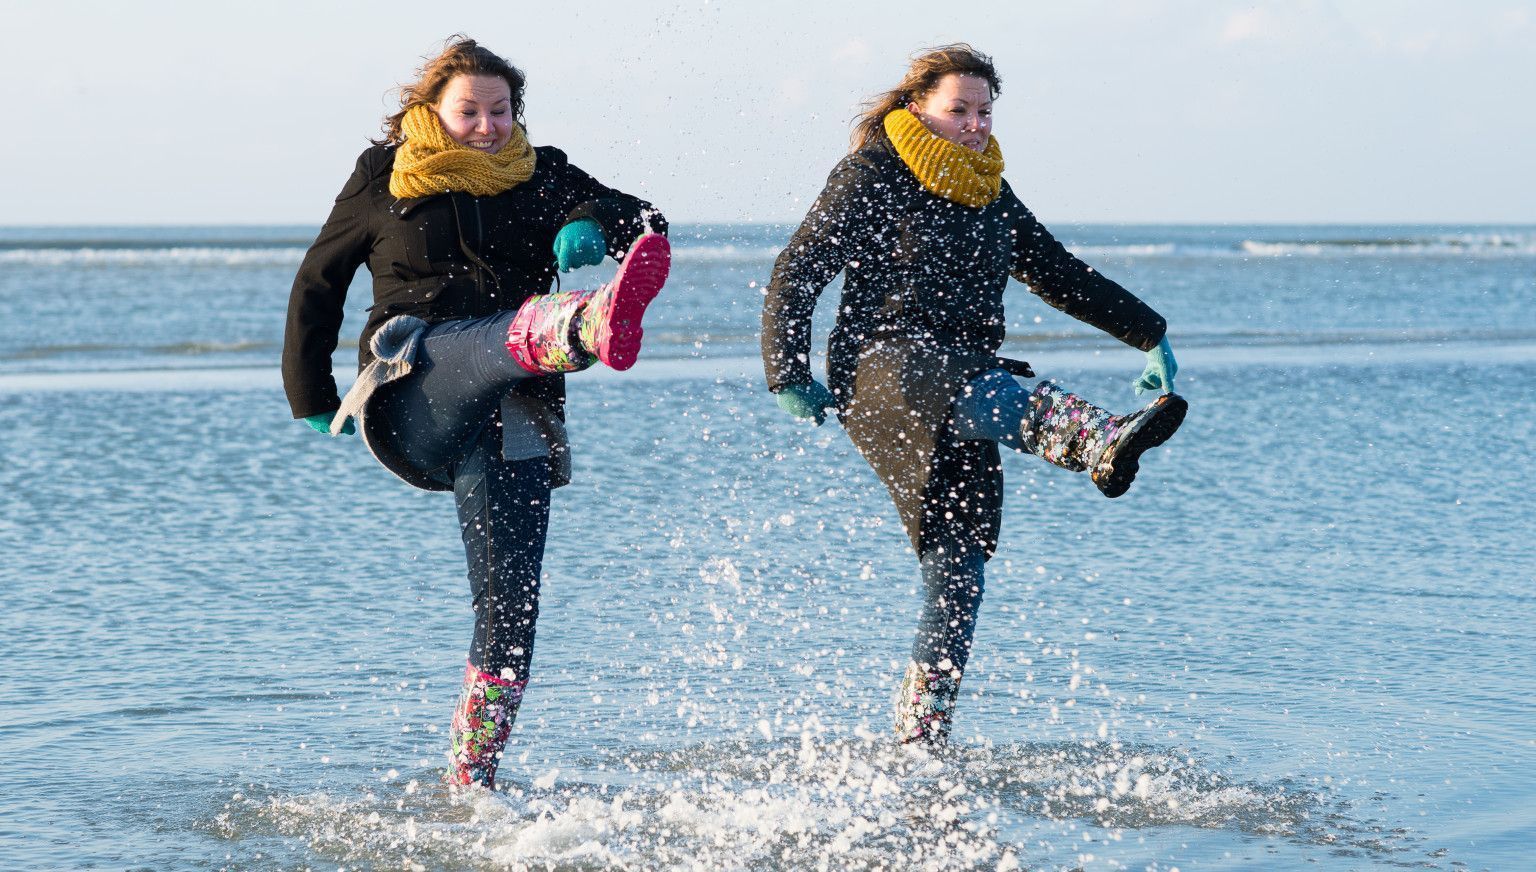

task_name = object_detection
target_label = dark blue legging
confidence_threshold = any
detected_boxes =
[911,548,987,673]
[369,312,549,681]
[910,369,1035,673]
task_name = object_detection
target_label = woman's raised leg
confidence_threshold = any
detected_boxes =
[952,368,1186,498]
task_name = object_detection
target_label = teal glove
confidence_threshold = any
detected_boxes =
[1134,336,1178,395]
[553,218,606,272]
[304,411,355,436]
[775,380,837,426]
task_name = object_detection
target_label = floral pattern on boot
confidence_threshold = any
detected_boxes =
[447,660,526,788]
[894,660,962,745]
[505,289,599,374]
[1020,381,1186,497]
[1019,381,1118,471]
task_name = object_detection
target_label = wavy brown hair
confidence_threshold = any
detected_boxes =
[850,44,1002,151]
[376,35,527,145]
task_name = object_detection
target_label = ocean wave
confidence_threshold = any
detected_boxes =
[1,243,784,267]
[2,339,285,361]
[1240,233,1536,257]
[0,246,306,267]
[670,244,785,262]
[4,233,1531,268]
[1066,243,1181,257]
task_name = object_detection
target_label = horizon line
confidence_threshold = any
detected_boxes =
[4,219,1536,229]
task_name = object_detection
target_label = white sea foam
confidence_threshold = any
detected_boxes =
[669,244,785,262]
[1066,243,1179,258]
[1240,234,1536,257]
[0,246,306,267]
[213,733,1401,870]
[5,233,1530,269]
[0,243,781,267]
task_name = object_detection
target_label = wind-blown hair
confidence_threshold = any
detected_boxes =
[850,44,1001,151]
[377,35,527,145]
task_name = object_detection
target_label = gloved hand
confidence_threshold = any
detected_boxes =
[1134,335,1178,395]
[993,356,1034,379]
[304,410,355,436]
[775,380,837,426]
[553,218,606,272]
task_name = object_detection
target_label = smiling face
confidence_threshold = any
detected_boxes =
[908,73,994,152]
[434,74,514,153]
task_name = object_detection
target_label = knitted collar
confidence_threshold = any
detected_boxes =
[389,103,537,199]
[882,109,1004,207]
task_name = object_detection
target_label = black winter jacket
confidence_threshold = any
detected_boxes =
[762,138,1166,558]
[282,143,665,420]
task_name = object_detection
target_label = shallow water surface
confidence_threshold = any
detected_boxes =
[1,224,1533,869]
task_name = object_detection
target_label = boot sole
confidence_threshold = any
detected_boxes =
[1091,393,1187,498]
[595,234,671,370]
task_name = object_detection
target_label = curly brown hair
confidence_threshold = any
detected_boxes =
[377,35,527,145]
[850,44,1002,152]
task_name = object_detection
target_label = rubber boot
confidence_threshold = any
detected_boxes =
[446,660,527,788]
[505,233,670,373]
[1021,382,1187,498]
[893,659,962,745]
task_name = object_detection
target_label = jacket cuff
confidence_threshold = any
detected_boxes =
[289,391,341,421]
[565,200,667,256]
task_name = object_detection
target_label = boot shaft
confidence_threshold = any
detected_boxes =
[448,660,527,788]
[894,659,962,744]
[505,289,599,374]
[1021,381,1118,471]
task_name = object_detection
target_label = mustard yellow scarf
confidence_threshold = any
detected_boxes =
[389,103,537,199]
[883,109,1004,207]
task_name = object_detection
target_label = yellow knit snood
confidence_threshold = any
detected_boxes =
[389,103,537,199]
[883,109,1004,208]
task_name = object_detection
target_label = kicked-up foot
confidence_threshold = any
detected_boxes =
[1089,392,1188,498]
[579,233,671,370]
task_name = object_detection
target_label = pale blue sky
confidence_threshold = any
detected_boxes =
[6,0,1534,224]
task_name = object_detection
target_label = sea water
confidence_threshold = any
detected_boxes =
[1,224,1533,869]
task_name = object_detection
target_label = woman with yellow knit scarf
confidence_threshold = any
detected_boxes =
[761,45,1187,745]
[282,37,669,789]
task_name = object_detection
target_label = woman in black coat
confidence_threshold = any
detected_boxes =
[761,45,1186,744]
[282,37,669,788]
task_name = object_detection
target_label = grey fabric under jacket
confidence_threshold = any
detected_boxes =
[761,138,1167,558]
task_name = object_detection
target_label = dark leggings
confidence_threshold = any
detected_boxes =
[369,312,549,681]
[908,369,1035,673]
[450,430,549,680]
[911,548,987,673]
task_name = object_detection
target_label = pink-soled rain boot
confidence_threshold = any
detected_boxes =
[505,233,671,373]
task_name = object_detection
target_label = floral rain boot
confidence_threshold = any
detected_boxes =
[447,660,527,788]
[505,233,671,373]
[1021,382,1187,498]
[894,660,962,745]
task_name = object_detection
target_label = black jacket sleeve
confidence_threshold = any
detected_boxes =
[281,149,381,419]
[760,152,887,391]
[553,149,668,257]
[1005,185,1166,351]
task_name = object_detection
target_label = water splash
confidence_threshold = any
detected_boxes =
[211,730,1431,870]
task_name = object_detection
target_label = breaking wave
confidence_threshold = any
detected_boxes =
[0,246,306,267]
[4,230,1532,268]
[1237,232,1536,257]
